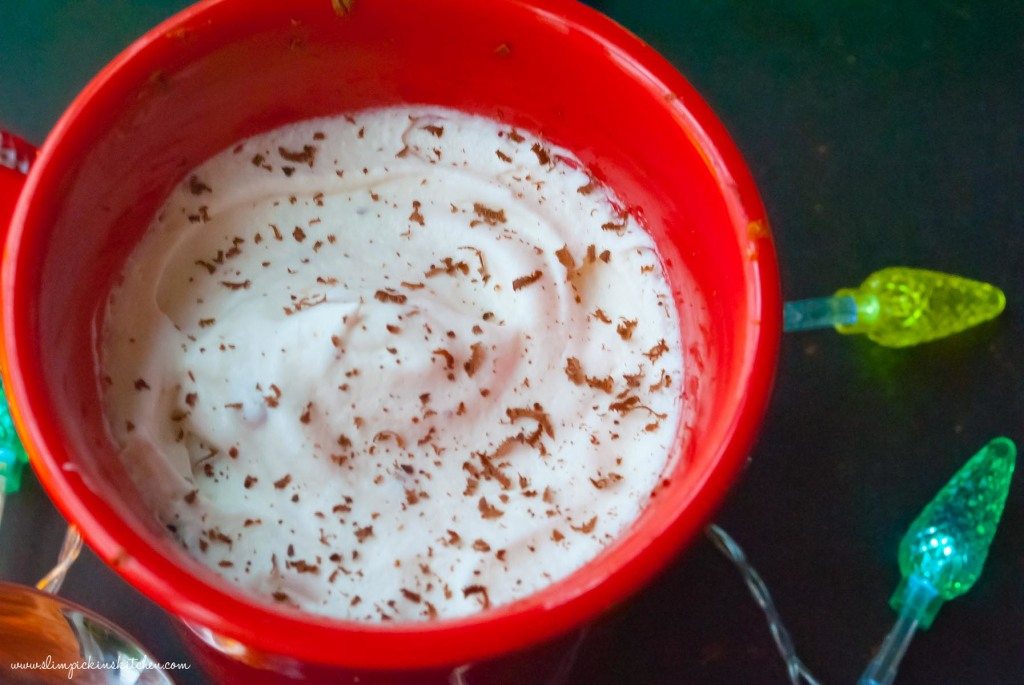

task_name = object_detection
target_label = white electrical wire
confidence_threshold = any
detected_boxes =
[705,524,822,685]
[36,525,83,595]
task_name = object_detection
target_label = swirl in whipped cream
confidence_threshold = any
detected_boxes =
[100,107,684,621]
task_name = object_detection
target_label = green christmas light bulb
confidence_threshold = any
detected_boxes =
[784,267,1005,347]
[859,437,1017,685]
[0,381,29,533]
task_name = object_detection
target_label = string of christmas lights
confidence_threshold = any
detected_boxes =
[0,266,1014,684]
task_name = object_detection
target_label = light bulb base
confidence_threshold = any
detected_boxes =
[889,574,943,630]
[833,288,879,335]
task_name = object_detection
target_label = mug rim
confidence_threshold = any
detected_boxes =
[1,0,781,670]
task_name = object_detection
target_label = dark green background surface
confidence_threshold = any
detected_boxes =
[1,1,1022,683]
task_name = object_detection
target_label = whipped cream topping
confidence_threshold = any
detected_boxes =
[100,107,684,621]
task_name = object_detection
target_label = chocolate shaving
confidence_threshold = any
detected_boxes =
[506,404,554,438]
[432,348,455,370]
[187,207,210,223]
[496,150,512,162]
[263,383,282,408]
[292,226,306,242]
[278,144,317,167]
[373,430,406,449]
[571,516,598,534]
[459,246,491,283]
[401,588,422,603]
[530,143,551,165]
[286,559,320,574]
[609,395,667,419]
[251,153,272,171]
[590,472,623,489]
[649,369,672,392]
[134,378,150,390]
[554,245,576,270]
[601,215,628,234]
[283,293,328,316]
[244,475,258,489]
[478,497,504,519]
[644,339,669,361]
[425,257,470,278]
[188,176,212,195]
[220,279,251,290]
[273,474,292,489]
[464,342,486,377]
[477,452,513,490]
[616,319,638,341]
[471,203,507,226]
[409,200,425,226]
[300,402,313,424]
[623,367,644,388]
[354,525,374,542]
[564,357,613,394]
[473,539,491,552]
[422,124,444,138]
[206,528,232,547]
[462,584,491,609]
[592,309,612,324]
[512,270,543,291]
[374,289,407,304]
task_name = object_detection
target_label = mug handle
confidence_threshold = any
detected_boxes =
[0,129,37,229]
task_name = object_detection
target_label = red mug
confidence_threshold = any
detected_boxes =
[0,0,781,682]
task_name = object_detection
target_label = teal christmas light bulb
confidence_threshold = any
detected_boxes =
[784,267,1005,347]
[0,382,28,495]
[894,436,1016,620]
[859,437,1017,685]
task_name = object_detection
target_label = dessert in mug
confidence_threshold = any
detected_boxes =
[99,107,684,622]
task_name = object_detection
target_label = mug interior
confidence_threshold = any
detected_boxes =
[2,0,779,670]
